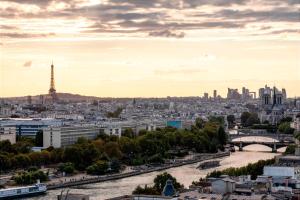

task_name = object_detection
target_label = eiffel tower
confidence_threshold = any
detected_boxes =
[49,62,58,101]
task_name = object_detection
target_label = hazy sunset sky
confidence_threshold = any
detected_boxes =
[0,0,299,97]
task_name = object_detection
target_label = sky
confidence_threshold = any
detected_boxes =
[0,0,300,98]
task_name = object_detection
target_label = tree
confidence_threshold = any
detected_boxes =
[13,170,48,185]
[284,144,296,155]
[86,160,108,175]
[0,140,13,153]
[122,128,135,138]
[13,140,33,154]
[209,116,224,125]
[119,137,139,161]
[153,172,183,193]
[280,117,293,123]
[132,185,160,195]
[82,144,100,166]
[76,137,89,145]
[58,162,75,174]
[28,152,42,166]
[195,118,205,129]
[241,112,260,127]
[13,154,31,168]
[104,142,122,159]
[227,115,235,128]
[0,154,11,171]
[147,153,164,164]
[241,112,251,127]
[49,148,63,163]
[63,146,83,168]
[245,113,260,127]
[278,122,295,134]
[110,158,121,172]
[217,126,227,146]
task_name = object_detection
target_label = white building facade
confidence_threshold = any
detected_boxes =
[0,126,16,144]
[43,126,102,148]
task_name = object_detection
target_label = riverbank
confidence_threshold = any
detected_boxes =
[29,147,280,200]
[46,151,230,190]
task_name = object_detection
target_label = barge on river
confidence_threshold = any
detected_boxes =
[0,183,47,199]
[197,160,220,170]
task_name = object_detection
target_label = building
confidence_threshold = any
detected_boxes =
[213,90,217,99]
[211,178,236,194]
[264,166,297,179]
[263,165,300,190]
[0,105,13,117]
[103,126,122,137]
[43,126,103,148]
[0,126,16,144]
[203,93,209,100]
[259,85,286,124]
[227,88,241,100]
[166,120,182,129]
[260,85,286,107]
[0,118,62,138]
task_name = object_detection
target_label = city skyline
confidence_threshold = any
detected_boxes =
[1,0,300,97]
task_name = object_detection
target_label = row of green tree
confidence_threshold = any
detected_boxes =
[1,118,227,176]
[207,158,275,179]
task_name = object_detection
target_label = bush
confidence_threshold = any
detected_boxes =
[86,160,108,175]
[58,162,75,174]
[13,170,48,185]
[284,144,296,155]
[278,122,295,134]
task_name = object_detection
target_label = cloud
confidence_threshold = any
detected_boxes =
[215,8,300,23]
[149,30,185,38]
[0,25,19,30]
[0,0,299,40]
[269,29,300,34]
[23,61,32,67]
[0,32,56,38]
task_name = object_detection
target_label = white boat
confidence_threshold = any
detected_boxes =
[0,183,47,199]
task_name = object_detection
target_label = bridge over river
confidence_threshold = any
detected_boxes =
[228,129,294,152]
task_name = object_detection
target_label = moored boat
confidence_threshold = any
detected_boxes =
[0,183,47,199]
[197,160,220,170]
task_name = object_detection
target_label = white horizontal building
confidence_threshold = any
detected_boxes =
[264,166,296,178]
[0,126,16,144]
[43,126,103,148]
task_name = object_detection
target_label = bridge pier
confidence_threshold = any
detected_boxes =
[239,142,243,151]
[272,143,277,153]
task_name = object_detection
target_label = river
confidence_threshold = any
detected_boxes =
[31,143,285,200]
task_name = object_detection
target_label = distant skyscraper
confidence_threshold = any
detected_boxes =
[204,92,209,100]
[49,62,58,101]
[227,88,241,100]
[213,90,217,99]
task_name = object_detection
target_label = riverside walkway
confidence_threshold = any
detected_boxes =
[46,151,230,190]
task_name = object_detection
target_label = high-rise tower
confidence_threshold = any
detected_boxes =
[49,62,58,101]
